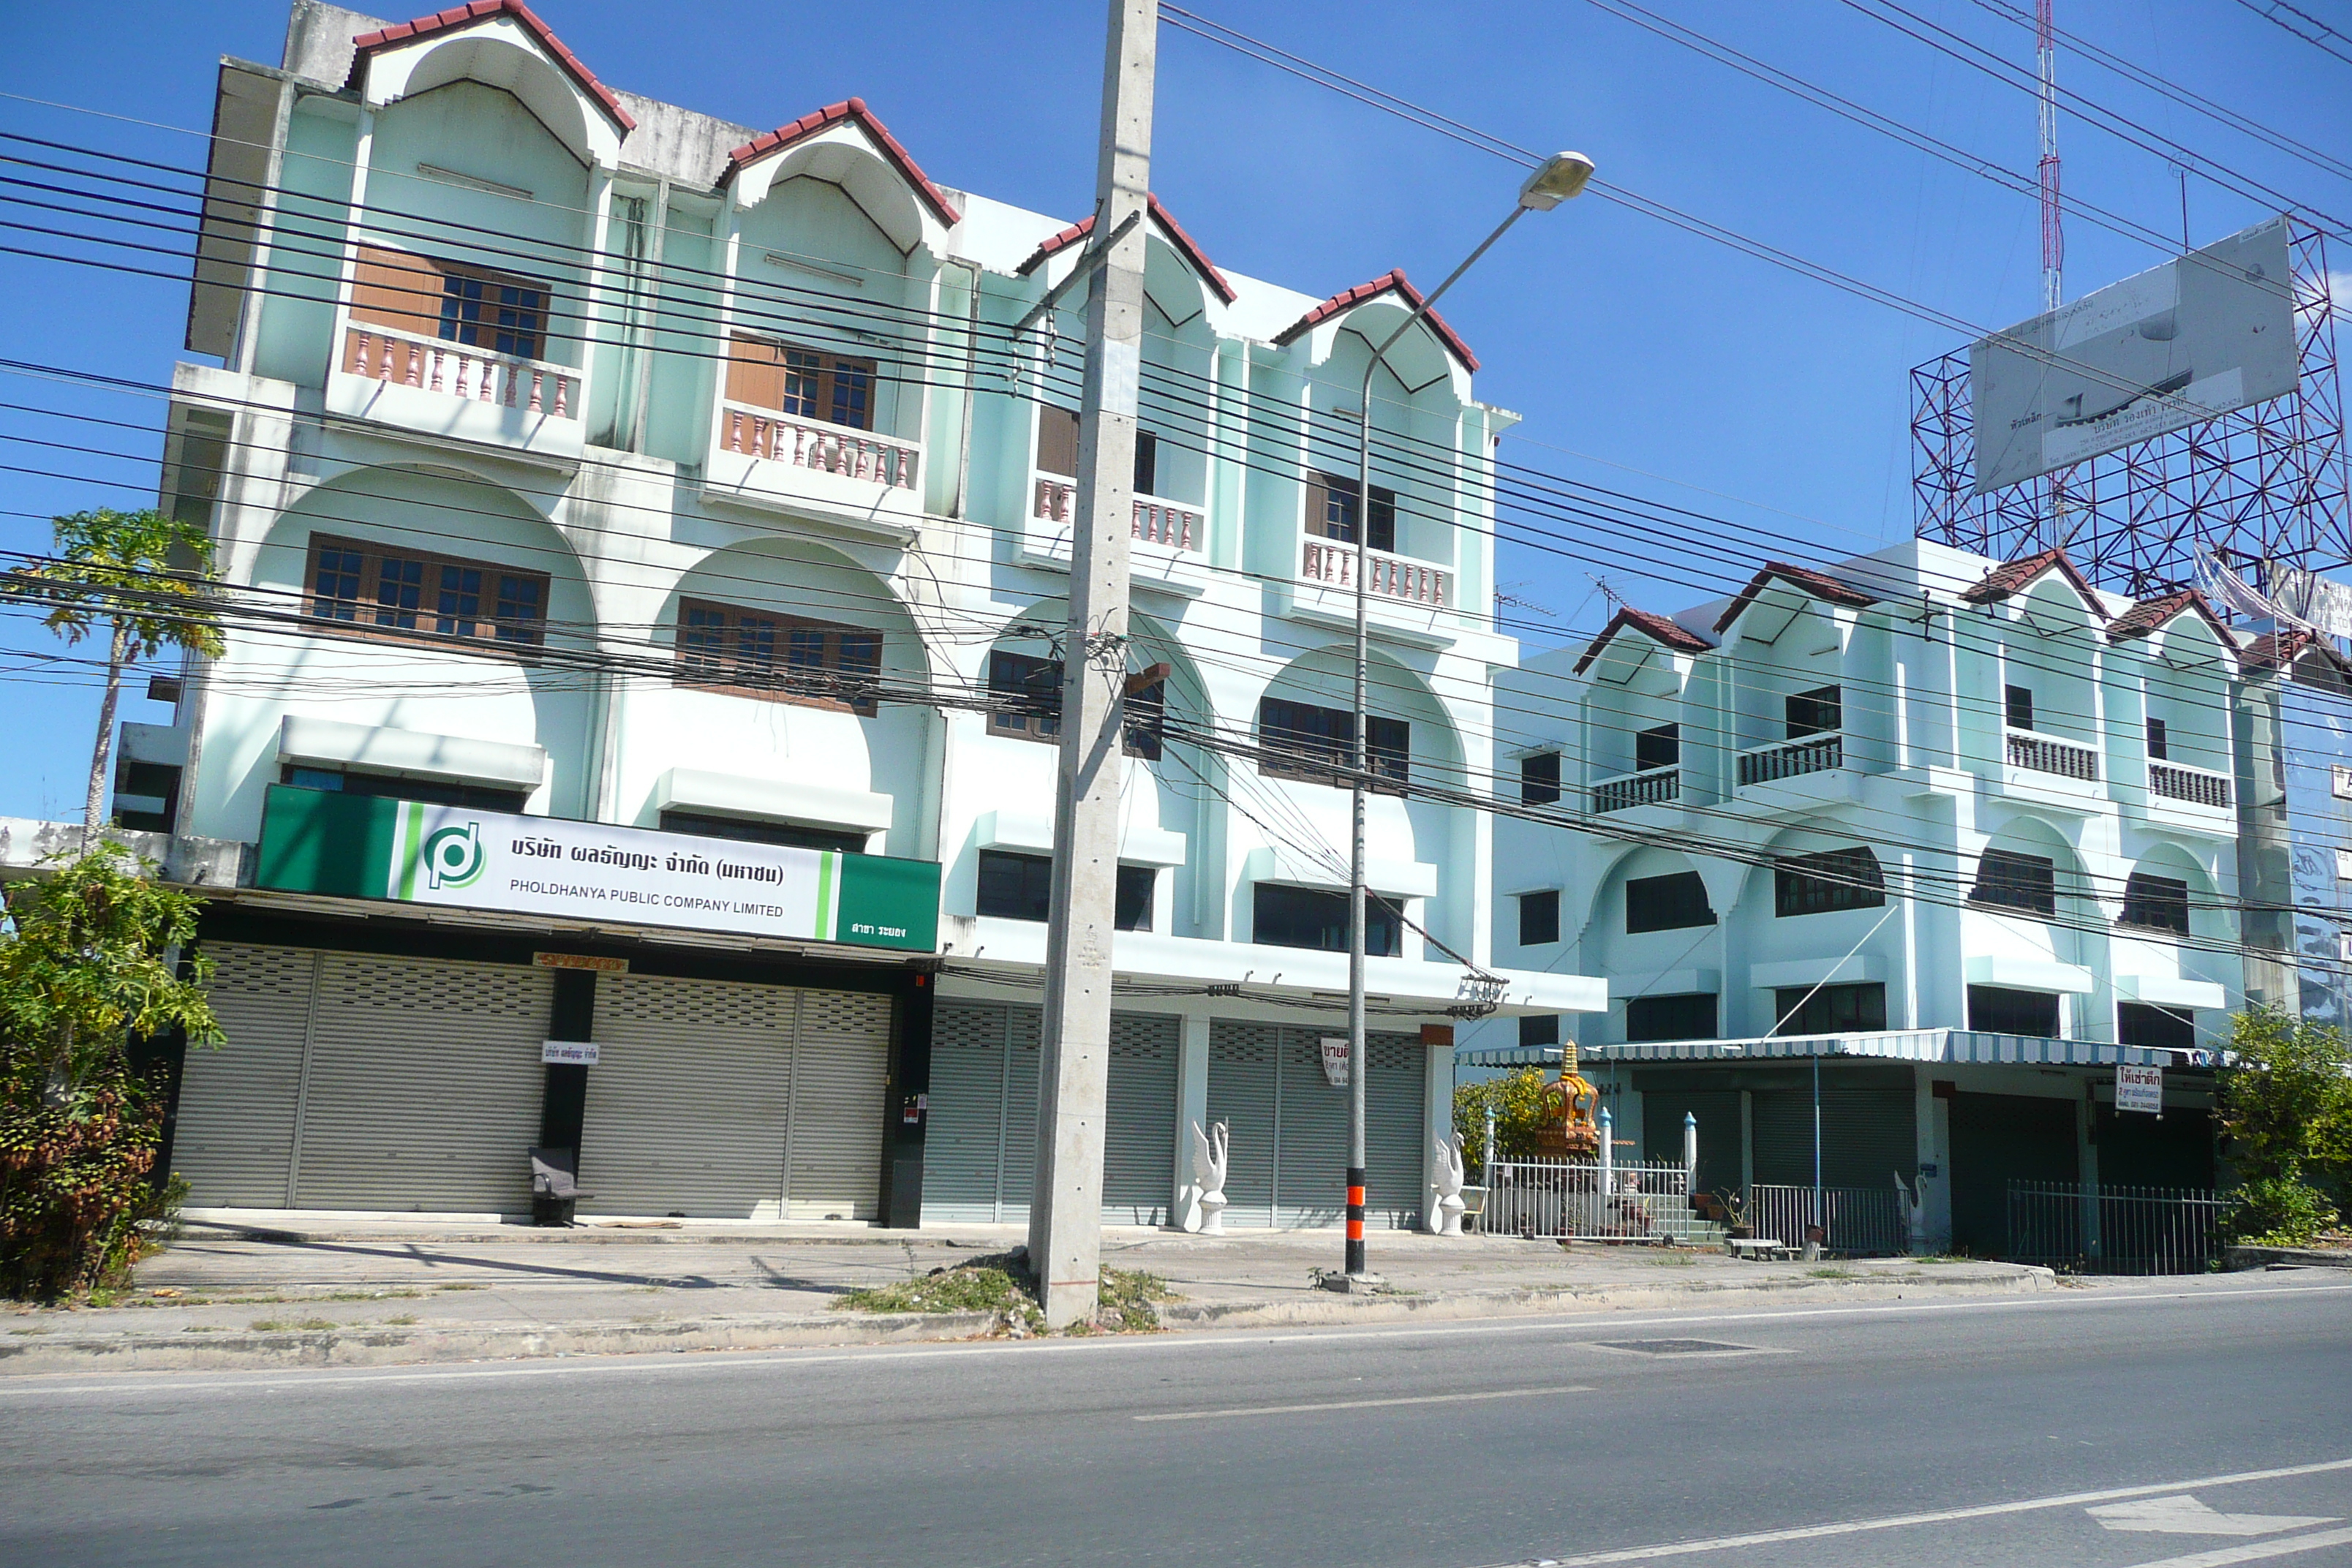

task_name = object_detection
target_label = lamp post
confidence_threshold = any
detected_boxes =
[1341,151,1594,1286]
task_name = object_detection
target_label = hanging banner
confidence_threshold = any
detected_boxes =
[2116,1063,2165,1115]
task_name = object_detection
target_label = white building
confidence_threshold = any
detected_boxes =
[48,0,1605,1228]
[1466,539,2244,1253]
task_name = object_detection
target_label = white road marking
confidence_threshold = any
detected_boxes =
[2090,1494,2338,1535]
[1473,1457,2352,1567]
[1134,1384,1592,1422]
[2122,1526,2352,1567]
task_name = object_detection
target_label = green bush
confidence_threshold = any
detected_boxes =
[2220,1172,2341,1248]
[2219,1009,2352,1230]
[1452,1068,1555,1184]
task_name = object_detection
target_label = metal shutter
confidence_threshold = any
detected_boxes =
[293,954,550,1213]
[174,943,317,1207]
[1104,1011,1178,1224]
[1365,1033,1427,1231]
[787,989,892,1220]
[995,1003,1043,1225]
[1819,1084,1918,1190]
[1750,1089,1820,1189]
[921,1003,1014,1222]
[1207,1023,1279,1228]
[580,974,795,1219]
[1275,1030,1349,1228]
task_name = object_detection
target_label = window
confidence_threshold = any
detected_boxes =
[1625,871,1715,934]
[2005,684,2035,731]
[2146,716,2169,761]
[657,810,870,854]
[1517,1014,1560,1050]
[350,245,551,361]
[1307,472,1397,554]
[987,650,1063,742]
[1035,409,1156,489]
[1786,685,1842,739]
[976,851,1154,930]
[1518,889,1561,946]
[1256,697,1407,789]
[1968,985,2061,1038]
[1134,429,1158,497]
[1251,882,1401,957]
[1123,664,1168,761]
[279,764,527,813]
[725,336,876,430]
[114,761,180,834]
[1971,848,2057,916]
[1774,982,1886,1036]
[304,535,549,650]
[1774,847,1886,917]
[1635,723,1680,772]
[674,599,880,715]
[1626,992,1718,1044]
[1520,751,1562,806]
[2119,1002,2195,1051]
[2119,870,2191,935]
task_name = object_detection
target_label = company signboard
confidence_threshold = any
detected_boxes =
[1970,217,2297,494]
[255,785,938,953]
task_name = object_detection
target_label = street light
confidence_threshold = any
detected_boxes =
[1339,150,1593,1287]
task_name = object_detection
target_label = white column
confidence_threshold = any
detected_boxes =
[1172,1011,1210,1230]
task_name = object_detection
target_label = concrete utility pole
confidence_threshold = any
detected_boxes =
[1030,0,1156,1330]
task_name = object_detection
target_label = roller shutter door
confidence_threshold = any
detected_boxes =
[1817,1083,1918,1190]
[1275,1030,1350,1228]
[1207,1023,1278,1228]
[292,954,550,1213]
[1104,1013,1178,1225]
[173,943,317,1207]
[788,989,892,1220]
[1750,1089,1819,1188]
[997,1005,1043,1225]
[923,1003,1018,1222]
[1364,1034,1428,1231]
[581,975,795,1219]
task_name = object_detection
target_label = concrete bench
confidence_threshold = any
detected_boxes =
[1726,1237,1794,1261]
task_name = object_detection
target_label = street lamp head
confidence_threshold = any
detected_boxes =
[1518,151,1596,211]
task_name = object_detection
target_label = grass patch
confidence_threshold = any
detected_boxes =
[435,1283,486,1292]
[184,1325,220,1333]
[1807,1267,1858,1280]
[249,1317,339,1333]
[839,1267,1044,1334]
[1087,1267,1178,1333]
[382,1315,418,1326]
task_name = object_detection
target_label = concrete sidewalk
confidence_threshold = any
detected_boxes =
[0,1213,2061,1374]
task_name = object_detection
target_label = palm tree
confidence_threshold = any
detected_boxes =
[19,508,225,834]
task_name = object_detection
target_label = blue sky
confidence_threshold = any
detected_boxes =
[1,0,2345,821]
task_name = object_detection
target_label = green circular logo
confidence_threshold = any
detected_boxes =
[423,823,486,890]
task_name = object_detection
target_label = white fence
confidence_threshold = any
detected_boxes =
[1747,1183,1910,1257]
[1483,1159,1697,1241]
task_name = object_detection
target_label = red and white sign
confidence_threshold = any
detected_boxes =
[2116,1063,2164,1115]
[1319,1036,1351,1088]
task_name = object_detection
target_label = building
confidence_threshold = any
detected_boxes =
[4,0,1605,1228]
[1466,538,2243,1254]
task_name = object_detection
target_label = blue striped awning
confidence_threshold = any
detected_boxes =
[1582,1028,2216,1069]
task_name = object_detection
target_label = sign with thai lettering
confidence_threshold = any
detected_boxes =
[1320,1036,1350,1088]
[542,1041,601,1066]
[255,785,938,953]
[2116,1063,2165,1115]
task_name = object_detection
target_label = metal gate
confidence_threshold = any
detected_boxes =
[1483,1160,1695,1240]
[1748,1183,1910,1256]
[2006,1181,2220,1274]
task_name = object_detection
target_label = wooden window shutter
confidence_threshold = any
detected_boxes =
[726,335,788,411]
[350,246,445,336]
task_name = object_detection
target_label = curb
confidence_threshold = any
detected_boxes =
[2224,1244,2352,1272]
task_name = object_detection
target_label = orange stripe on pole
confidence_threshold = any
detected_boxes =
[1346,1219,1365,1240]
[1348,1186,1365,1205]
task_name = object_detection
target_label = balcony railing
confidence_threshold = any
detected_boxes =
[1299,538,1451,607]
[2006,728,2098,783]
[720,402,919,491]
[1031,474,1202,551]
[2149,759,2231,808]
[1738,732,1842,788]
[342,323,574,418]
[1592,766,1679,814]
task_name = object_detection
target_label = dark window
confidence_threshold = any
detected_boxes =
[975,850,1155,930]
[1518,889,1561,946]
[675,599,880,715]
[113,761,181,834]
[724,336,878,431]
[1635,723,1680,772]
[2119,871,2191,935]
[1520,751,1562,806]
[2146,716,2169,761]
[1115,864,1156,932]
[1134,429,1158,497]
[439,269,546,359]
[988,649,1063,742]
[1774,847,1887,917]
[1518,1014,1560,1049]
[2005,684,2035,731]
[1625,870,1715,934]
[1308,472,1397,554]
[657,810,870,854]
[1257,697,1407,789]
[279,764,527,813]
[304,535,549,651]
[1252,882,1401,957]
[2119,1002,2195,1051]
[1968,985,2061,1038]
[1123,664,1168,762]
[1786,685,1842,739]
[1774,982,1887,1036]
[1626,992,1718,1044]
[1971,849,2057,916]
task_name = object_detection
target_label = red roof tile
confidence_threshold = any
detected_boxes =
[725,98,962,228]
[2239,628,2315,674]
[1713,561,1879,634]
[349,1,636,132]
[1274,270,1479,374]
[1572,606,1712,676]
[2106,588,2236,647]
[1959,547,2110,618]
[1012,195,1237,304]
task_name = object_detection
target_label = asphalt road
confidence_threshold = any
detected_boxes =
[4,1273,2349,1568]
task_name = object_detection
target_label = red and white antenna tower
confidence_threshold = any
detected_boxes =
[2037,0,2062,311]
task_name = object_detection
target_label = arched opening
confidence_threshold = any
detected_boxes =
[1963,814,2093,1039]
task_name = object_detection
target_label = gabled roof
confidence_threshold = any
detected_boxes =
[2106,588,2236,647]
[1572,606,1713,676]
[1959,547,2111,618]
[1713,561,1880,634]
[1012,195,1237,304]
[725,98,962,227]
[2239,628,2321,674]
[1274,269,1480,374]
[349,0,636,132]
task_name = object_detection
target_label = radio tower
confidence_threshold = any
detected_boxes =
[2037,0,2062,311]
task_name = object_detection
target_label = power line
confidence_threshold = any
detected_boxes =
[2229,0,2352,67]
